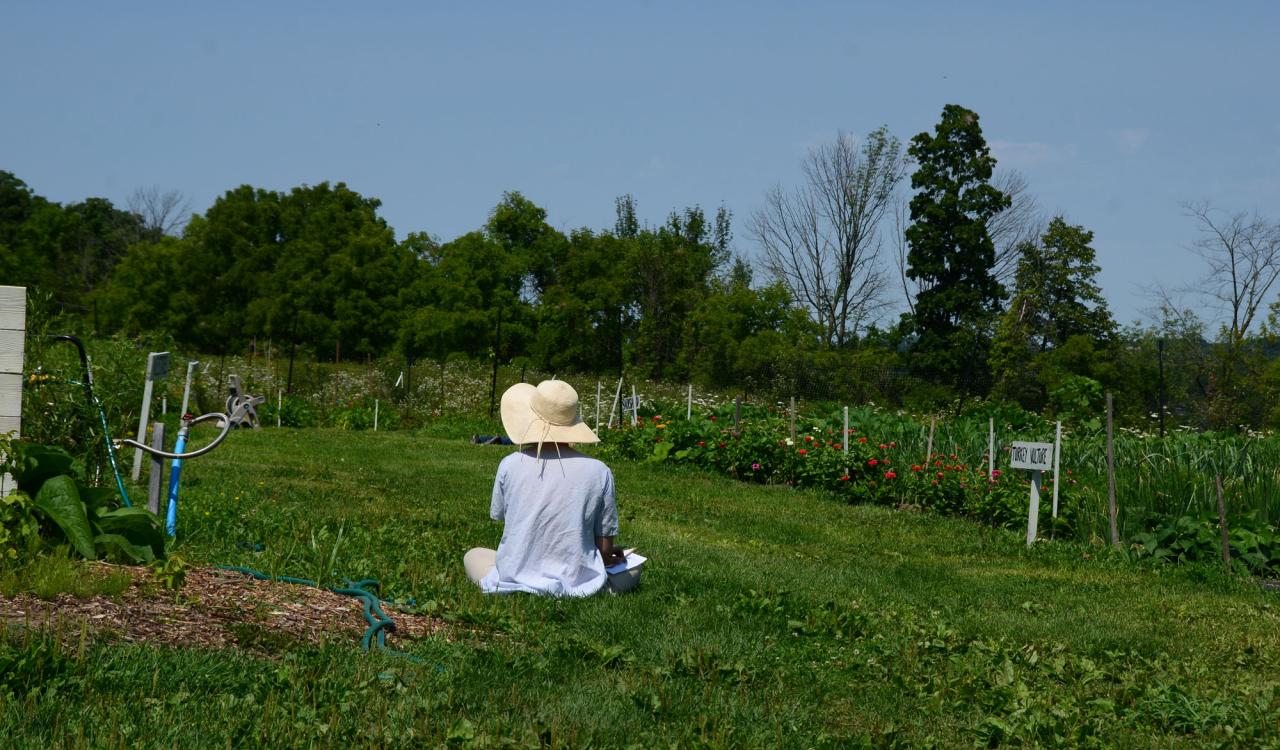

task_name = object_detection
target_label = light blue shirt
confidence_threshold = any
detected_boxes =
[480,447,619,597]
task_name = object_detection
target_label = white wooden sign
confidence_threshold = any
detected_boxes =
[1010,441,1054,471]
[131,351,171,481]
[1010,441,1054,547]
[0,286,25,496]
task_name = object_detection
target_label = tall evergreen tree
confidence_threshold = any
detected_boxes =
[905,104,1010,393]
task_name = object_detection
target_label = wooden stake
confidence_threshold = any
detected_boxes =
[1106,392,1119,546]
[1216,474,1231,567]
[925,417,935,466]
[843,406,849,474]
[1026,470,1042,547]
[147,422,165,515]
[1051,421,1062,519]
[988,416,994,477]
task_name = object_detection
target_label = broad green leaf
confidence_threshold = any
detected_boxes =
[80,485,120,513]
[11,443,76,496]
[33,475,96,560]
[95,507,166,560]
[93,533,155,564]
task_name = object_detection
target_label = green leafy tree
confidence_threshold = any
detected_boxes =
[991,217,1117,410]
[905,105,1010,394]
[625,203,731,380]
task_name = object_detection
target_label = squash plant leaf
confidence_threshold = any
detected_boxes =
[33,475,96,560]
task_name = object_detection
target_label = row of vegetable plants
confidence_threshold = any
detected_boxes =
[597,401,1280,578]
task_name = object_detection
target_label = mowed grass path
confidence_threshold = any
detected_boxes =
[5,427,1280,748]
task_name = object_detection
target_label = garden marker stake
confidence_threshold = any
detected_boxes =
[1052,421,1062,518]
[988,417,994,477]
[131,351,170,481]
[179,360,199,416]
[1106,392,1119,545]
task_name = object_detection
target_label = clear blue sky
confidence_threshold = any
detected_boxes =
[4,1,1277,327]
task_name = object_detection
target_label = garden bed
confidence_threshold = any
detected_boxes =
[0,562,448,653]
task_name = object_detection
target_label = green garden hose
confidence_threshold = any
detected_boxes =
[50,335,132,507]
[217,565,423,661]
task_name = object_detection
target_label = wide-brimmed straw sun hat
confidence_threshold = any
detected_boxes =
[500,380,599,447]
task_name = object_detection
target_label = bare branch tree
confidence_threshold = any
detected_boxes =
[749,128,908,346]
[1182,201,1280,345]
[988,170,1045,286]
[127,185,192,238]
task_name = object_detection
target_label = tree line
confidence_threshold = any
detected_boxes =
[4,104,1279,430]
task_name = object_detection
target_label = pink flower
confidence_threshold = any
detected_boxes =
[752,462,761,470]
[991,469,1001,478]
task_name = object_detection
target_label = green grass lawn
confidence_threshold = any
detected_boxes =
[4,426,1280,748]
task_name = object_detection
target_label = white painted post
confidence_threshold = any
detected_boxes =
[595,380,602,432]
[843,406,849,474]
[0,286,26,496]
[179,360,199,416]
[374,399,379,431]
[988,417,994,477]
[631,385,638,426]
[1052,421,1062,518]
[131,352,170,481]
[1027,470,1042,546]
[925,417,935,466]
[276,389,282,428]
[607,377,623,429]
[687,384,692,419]
[162,396,167,416]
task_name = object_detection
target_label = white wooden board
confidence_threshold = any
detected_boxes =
[0,286,25,331]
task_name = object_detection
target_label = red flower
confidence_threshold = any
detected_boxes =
[798,448,808,456]
[718,442,726,449]
[858,437,868,444]
[834,443,842,450]
[878,443,887,450]
[912,465,922,472]
[652,415,662,421]
[805,435,814,442]
[889,441,897,448]
[936,472,944,479]
[884,471,897,480]
[868,458,878,466]
[840,474,851,481]
[710,415,716,422]
[697,441,705,447]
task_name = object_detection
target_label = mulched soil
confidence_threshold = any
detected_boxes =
[0,563,449,653]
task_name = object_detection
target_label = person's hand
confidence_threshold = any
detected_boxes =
[604,547,626,566]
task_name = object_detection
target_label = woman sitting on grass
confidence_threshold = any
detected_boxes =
[463,380,640,596]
